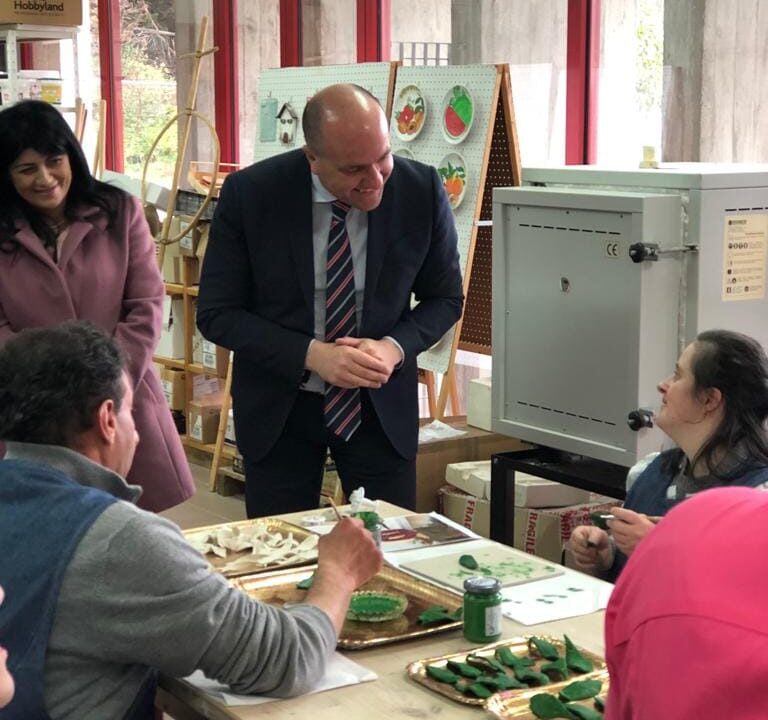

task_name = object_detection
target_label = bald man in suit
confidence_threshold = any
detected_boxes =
[197,84,464,518]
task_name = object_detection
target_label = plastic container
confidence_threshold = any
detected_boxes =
[462,576,502,643]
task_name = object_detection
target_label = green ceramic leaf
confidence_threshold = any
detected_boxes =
[594,696,606,712]
[565,703,604,720]
[529,636,561,661]
[295,573,314,590]
[475,673,527,691]
[425,664,460,684]
[346,591,407,622]
[541,657,569,680]
[459,554,479,570]
[465,653,506,674]
[494,646,534,670]
[529,693,573,719]
[564,635,594,673]
[515,668,551,686]
[558,679,603,702]
[462,682,493,699]
[445,660,483,679]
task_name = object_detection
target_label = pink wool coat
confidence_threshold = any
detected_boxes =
[0,194,195,511]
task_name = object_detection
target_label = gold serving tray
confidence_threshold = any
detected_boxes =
[407,636,607,710]
[484,677,609,719]
[183,518,318,579]
[232,563,463,649]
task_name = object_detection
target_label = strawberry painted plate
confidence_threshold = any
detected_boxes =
[393,84,427,142]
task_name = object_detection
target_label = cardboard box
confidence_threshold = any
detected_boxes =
[201,339,229,377]
[192,325,204,364]
[415,421,529,512]
[438,484,618,562]
[159,367,185,412]
[438,484,490,537]
[445,461,593,508]
[467,376,492,431]
[195,221,210,263]
[178,215,197,257]
[192,374,224,401]
[160,231,182,284]
[224,408,237,445]
[188,397,221,444]
[514,499,618,564]
[156,297,184,359]
[0,0,83,26]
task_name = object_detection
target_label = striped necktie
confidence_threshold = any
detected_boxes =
[324,200,361,441]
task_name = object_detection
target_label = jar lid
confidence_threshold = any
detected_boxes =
[463,576,501,594]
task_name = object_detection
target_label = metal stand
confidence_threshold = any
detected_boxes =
[489,447,628,546]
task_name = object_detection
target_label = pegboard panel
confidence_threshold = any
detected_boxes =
[459,86,519,353]
[460,225,493,353]
[254,62,394,162]
[389,64,502,373]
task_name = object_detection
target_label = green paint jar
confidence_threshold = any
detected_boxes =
[463,576,502,643]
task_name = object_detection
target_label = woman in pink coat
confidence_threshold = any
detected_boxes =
[0,100,194,512]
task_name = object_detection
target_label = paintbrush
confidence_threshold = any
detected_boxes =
[585,513,663,547]
[328,498,344,522]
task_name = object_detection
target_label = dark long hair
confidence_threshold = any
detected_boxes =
[0,100,124,254]
[672,329,768,479]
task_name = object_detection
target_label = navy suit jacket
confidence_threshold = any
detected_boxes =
[197,149,464,461]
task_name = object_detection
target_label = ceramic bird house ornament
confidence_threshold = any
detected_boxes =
[276,102,298,145]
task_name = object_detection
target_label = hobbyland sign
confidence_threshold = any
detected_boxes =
[0,0,82,26]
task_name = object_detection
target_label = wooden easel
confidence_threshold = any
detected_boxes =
[143,15,220,270]
[420,65,521,420]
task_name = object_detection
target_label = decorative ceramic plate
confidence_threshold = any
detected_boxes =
[393,84,427,141]
[436,152,468,210]
[394,147,416,160]
[442,85,474,144]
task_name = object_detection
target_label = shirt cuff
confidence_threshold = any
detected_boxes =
[383,336,405,368]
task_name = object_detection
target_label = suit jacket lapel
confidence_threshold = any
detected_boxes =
[287,157,315,317]
[363,181,393,331]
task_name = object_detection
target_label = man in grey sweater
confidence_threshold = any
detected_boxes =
[0,321,383,720]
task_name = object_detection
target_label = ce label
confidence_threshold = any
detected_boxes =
[604,241,620,258]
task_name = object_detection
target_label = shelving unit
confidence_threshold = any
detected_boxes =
[153,247,237,464]
[0,24,79,110]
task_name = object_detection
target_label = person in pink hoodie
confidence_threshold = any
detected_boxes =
[605,486,768,719]
[0,100,194,512]
[0,587,14,709]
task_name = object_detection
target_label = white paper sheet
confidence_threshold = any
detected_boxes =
[501,570,614,626]
[184,652,377,706]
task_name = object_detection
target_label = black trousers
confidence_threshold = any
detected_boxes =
[242,391,416,518]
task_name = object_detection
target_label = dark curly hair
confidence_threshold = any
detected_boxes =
[663,329,768,479]
[0,100,124,254]
[0,321,125,447]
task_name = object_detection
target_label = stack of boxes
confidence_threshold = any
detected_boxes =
[439,461,620,564]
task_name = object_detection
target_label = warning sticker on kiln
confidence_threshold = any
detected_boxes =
[722,214,767,301]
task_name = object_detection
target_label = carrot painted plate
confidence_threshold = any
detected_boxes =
[437,152,467,210]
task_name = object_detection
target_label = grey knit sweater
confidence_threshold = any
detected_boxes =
[6,443,336,720]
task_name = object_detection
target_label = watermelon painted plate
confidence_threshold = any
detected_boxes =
[442,85,474,144]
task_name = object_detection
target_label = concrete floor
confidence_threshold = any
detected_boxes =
[160,462,246,530]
